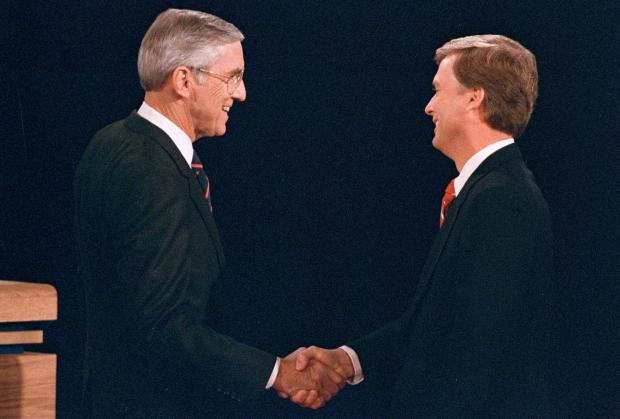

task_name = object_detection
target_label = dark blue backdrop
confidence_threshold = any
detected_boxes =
[1,1,618,417]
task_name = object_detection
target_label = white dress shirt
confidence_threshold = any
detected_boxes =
[453,138,514,196]
[344,138,515,384]
[136,102,282,389]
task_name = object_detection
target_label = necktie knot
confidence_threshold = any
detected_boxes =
[439,178,456,228]
[192,151,212,212]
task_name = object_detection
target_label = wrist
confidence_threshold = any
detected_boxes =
[273,357,292,391]
[266,357,281,389]
[335,348,355,380]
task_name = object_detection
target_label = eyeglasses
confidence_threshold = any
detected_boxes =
[198,68,244,95]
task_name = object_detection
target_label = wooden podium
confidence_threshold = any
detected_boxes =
[0,280,58,418]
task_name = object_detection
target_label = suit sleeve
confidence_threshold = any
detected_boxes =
[347,300,416,380]
[103,145,275,403]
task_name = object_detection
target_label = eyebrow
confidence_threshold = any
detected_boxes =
[227,67,244,76]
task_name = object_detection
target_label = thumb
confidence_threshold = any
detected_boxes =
[296,351,310,371]
[283,346,307,361]
[287,346,306,359]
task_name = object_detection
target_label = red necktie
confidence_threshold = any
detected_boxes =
[439,179,456,228]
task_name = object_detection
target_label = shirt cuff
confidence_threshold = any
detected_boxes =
[265,357,281,389]
[339,345,364,385]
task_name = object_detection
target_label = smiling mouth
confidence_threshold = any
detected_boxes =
[222,106,231,113]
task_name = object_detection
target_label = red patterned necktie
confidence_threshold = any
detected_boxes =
[439,179,456,228]
[191,151,213,212]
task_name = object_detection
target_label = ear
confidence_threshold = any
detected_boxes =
[466,87,485,112]
[170,66,194,99]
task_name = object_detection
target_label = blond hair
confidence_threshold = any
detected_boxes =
[436,35,538,138]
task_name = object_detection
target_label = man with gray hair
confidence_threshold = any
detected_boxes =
[74,9,343,417]
[297,34,553,417]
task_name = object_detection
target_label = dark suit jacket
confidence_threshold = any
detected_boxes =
[350,144,553,418]
[74,112,275,417]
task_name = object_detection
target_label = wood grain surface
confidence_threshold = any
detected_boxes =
[0,281,57,323]
[0,352,57,418]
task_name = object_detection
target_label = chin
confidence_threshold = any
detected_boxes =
[198,125,226,138]
[211,121,228,137]
[432,137,449,156]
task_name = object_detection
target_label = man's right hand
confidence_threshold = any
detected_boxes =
[295,346,355,381]
[272,348,346,409]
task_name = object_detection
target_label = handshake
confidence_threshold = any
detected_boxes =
[272,346,355,409]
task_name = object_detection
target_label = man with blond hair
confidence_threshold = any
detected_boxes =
[74,8,343,417]
[297,35,553,417]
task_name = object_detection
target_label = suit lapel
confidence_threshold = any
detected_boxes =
[411,144,524,309]
[189,181,226,266]
[124,111,226,266]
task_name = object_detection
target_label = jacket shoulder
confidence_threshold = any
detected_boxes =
[78,117,175,176]
[464,162,550,225]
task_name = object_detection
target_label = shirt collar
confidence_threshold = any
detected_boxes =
[137,102,194,168]
[453,138,514,196]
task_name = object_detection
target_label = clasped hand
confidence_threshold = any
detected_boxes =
[272,346,354,409]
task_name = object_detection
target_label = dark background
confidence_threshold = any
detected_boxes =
[1,0,618,417]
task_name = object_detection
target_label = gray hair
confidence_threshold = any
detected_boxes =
[138,8,244,91]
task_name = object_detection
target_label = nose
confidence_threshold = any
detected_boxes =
[424,96,434,116]
[232,79,246,102]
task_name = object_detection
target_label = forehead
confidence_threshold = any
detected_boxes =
[210,41,245,72]
[433,55,457,86]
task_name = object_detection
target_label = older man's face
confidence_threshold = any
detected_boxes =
[190,41,246,138]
